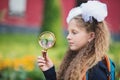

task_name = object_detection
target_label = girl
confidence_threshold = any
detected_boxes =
[37,1,114,80]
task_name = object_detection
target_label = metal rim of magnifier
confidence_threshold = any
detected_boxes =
[38,31,56,50]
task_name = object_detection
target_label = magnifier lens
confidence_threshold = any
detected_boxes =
[39,31,56,50]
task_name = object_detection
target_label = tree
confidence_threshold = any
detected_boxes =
[41,0,65,47]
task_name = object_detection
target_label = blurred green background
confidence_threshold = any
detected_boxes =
[0,0,120,80]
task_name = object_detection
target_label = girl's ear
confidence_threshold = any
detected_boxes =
[88,32,95,42]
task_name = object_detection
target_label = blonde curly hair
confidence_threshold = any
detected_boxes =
[57,15,110,80]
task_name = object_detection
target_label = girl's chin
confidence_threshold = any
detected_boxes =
[69,47,79,51]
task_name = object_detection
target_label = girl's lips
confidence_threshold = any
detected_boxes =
[68,42,74,45]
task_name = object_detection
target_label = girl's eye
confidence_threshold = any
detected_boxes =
[72,31,78,34]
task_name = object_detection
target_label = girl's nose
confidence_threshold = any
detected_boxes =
[66,34,71,40]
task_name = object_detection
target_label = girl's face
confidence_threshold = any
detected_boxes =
[67,19,94,51]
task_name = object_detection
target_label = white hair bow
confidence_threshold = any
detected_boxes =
[66,1,108,23]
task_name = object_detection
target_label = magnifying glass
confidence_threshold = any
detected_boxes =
[38,31,56,60]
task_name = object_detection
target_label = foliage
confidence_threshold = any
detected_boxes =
[0,65,45,80]
[109,41,120,80]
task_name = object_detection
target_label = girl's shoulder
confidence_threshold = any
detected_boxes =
[88,60,108,80]
[88,58,115,80]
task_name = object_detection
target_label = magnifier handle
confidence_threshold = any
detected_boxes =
[42,50,47,61]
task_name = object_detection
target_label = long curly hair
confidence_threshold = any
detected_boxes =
[57,15,110,80]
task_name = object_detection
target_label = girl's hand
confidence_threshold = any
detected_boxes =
[37,50,53,71]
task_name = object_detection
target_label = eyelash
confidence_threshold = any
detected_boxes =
[67,30,78,35]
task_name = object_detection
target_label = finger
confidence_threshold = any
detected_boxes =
[38,63,45,67]
[37,59,46,63]
[37,56,45,60]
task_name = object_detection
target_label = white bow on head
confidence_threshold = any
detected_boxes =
[66,1,108,23]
